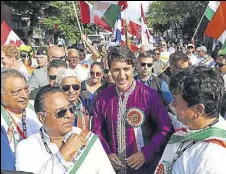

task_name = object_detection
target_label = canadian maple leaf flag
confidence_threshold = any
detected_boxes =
[1,20,24,47]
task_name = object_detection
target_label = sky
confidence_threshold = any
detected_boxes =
[121,1,152,23]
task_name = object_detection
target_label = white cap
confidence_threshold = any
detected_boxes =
[56,68,81,86]
[197,46,207,52]
[187,43,194,47]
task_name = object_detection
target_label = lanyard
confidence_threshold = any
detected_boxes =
[7,110,27,139]
[168,117,220,172]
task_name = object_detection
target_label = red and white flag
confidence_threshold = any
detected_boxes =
[79,1,112,32]
[141,4,151,45]
[1,20,24,47]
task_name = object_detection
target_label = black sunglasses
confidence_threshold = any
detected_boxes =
[44,105,76,118]
[140,62,153,67]
[62,84,80,92]
[49,75,57,80]
[188,46,194,49]
[51,55,66,60]
[104,69,110,74]
[154,53,160,55]
[215,62,224,67]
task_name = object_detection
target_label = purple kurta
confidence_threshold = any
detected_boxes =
[92,80,172,173]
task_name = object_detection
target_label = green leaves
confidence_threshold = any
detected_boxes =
[146,1,209,41]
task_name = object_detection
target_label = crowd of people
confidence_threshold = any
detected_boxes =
[1,34,226,174]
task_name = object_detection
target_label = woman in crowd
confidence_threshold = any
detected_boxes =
[56,69,90,130]
[80,62,104,116]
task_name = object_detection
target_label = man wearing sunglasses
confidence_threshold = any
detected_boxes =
[92,46,171,174]
[134,51,175,115]
[29,46,66,92]
[215,55,226,89]
[29,59,68,100]
[16,86,115,174]
[159,51,190,85]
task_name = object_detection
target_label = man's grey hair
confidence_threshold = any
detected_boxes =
[1,69,26,95]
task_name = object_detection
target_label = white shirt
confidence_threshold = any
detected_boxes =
[1,105,42,152]
[160,50,170,66]
[79,54,101,70]
[69,64,90,82]
[16,127,116,174]
[18,63,31,82]
[155,116,226,174]
[187,53,198,65]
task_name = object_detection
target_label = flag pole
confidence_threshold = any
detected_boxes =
[72,1,86,48]
[191,10,206,42]
[72,1,83,35]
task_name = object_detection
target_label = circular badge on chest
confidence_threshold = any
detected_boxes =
[126,108,145,128]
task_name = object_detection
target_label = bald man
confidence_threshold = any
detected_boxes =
[29,46,66,91]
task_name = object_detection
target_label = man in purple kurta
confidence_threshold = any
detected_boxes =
[92,46,172,174]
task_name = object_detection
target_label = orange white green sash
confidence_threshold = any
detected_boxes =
[68,130,98,174]
[155,126,226,174]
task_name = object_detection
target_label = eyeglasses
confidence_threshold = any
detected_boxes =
[62,84,80,92]
[90,71,102,77]
[10,86,29,96]
[44,105,76,118]
[188,46,193,49]
[215,62,224,67]
[49,75,57,80]
[140,62,153,67]
[104,69,110,74]
[154,53,160,55]
[50,55,66,60]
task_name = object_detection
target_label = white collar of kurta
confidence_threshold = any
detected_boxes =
[40,127,74,145]
[116,79,136,97]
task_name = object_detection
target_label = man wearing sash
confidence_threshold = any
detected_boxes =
[196,46,215,68]
[92,46,172,174]
[155,66,226,174]
[1,69,42,153]
[15,86,115,174]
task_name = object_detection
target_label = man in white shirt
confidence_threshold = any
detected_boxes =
[76,35,100,71]
[16,86,115,174]
[186,43,198,65]
[66,48,90,82]
[1,69,42,153]
[155,66,226,174]
[160,41,171,71]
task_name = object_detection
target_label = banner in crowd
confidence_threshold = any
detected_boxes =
[204,1,226,48]
[1,20,24,47]
[79,1,112,32]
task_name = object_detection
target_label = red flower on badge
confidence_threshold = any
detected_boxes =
[126,108,145,128]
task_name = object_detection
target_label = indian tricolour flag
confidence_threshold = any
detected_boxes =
[1,20,24,47]
[93,1,127,28]
[204,1,226,50]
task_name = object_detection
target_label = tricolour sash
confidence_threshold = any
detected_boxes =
[1,105,18,150]
[168,127,226,144]
[68,130,98,174]
[155,126,226,174]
